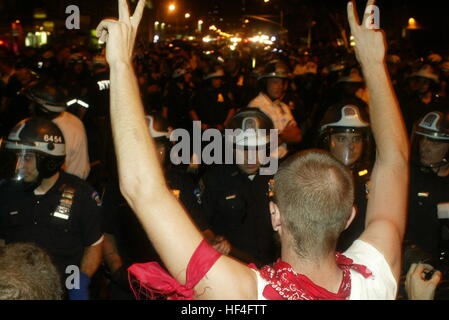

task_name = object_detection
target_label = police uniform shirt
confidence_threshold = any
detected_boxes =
[103,166,205,265]
[0,171,103,273]
[248,92,297,158]
[189,87,235,126]
[53,112,91,180]
[406,165,449,259]
[162,82,195,130]
[86,70,110,119]
[200,164,277,266]
[338,164,372,252]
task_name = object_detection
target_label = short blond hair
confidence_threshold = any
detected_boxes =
[274,150,354,259]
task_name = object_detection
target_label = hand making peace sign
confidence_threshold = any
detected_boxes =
[96,0,146,65]
[347,0,386,67]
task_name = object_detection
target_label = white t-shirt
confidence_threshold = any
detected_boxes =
[53,112,90,180]
[248,93,297,159]
[253,240,397,300]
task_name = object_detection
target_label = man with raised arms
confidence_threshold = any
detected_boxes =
[96,0,409,299]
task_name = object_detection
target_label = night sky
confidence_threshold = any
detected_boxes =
[0,0,447,51]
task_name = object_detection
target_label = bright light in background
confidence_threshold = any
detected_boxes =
[168,4,176,12]
[244,19,250,24]
[248,34,274,45]
[198,20,203,25]
[153,35,160,43]
[407,17,418,29]
[185,13,191,19]
[264,0,270,2]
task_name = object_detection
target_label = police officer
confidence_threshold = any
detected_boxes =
[60,52,90,118]
[83,53,113,185]
[405,110,449,264]
[318,103,373,251]
[25,81,91,180]
[199,108,278,267]
[189,67,236,132]
[400,65,443,136]
[248,61,302,159]
[102,112,205,299]
[0,117,103,300]
[162,67,195,131]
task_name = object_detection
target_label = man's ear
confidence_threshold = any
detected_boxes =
[270,201,282,235]
[344,206,357,230]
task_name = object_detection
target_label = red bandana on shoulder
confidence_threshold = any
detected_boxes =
[250,253,373,300]
[128,240,222,300]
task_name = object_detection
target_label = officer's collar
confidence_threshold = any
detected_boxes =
[36,171,65,196]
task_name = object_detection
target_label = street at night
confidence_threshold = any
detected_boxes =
[0,0,448,306]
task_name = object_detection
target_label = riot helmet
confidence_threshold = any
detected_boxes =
[24,81,68,117]
[408,64,440,95]
[258,61,290,101]
[319,103,371,167]
[145,113,172,164]
[411,110,449,170]
[0,117,66,190]
[225,108,275,174]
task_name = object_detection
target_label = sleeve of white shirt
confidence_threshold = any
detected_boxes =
[65,123,90,180]
[344,240,398,300]
[53,113,91,180]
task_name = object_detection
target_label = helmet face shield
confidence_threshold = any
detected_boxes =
[415,135,449,168]
[412,111,449,169]
[328,129,365,167]
[0,144,40,187]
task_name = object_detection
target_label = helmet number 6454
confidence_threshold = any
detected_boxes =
[44,135,63,143]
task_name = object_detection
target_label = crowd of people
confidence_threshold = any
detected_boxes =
[0,0,448,300]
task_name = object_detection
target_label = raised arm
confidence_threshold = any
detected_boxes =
[96,0,256,299]
[348,0,410,280]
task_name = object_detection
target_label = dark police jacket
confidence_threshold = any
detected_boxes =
[337,163,372,252]
[200,164,277,266]
[103,166,204,266]
[405,165,449,260]
[0,171,103,274]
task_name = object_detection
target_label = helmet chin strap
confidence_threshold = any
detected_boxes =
[421,158,449,174]
[5,174,43,192]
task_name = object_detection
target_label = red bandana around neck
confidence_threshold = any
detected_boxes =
[250,252,373,300]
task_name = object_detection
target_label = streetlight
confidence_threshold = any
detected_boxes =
[185,13,191,19]
[197,19,203,32]
[168,4,176,12]
[407,17,418,29]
